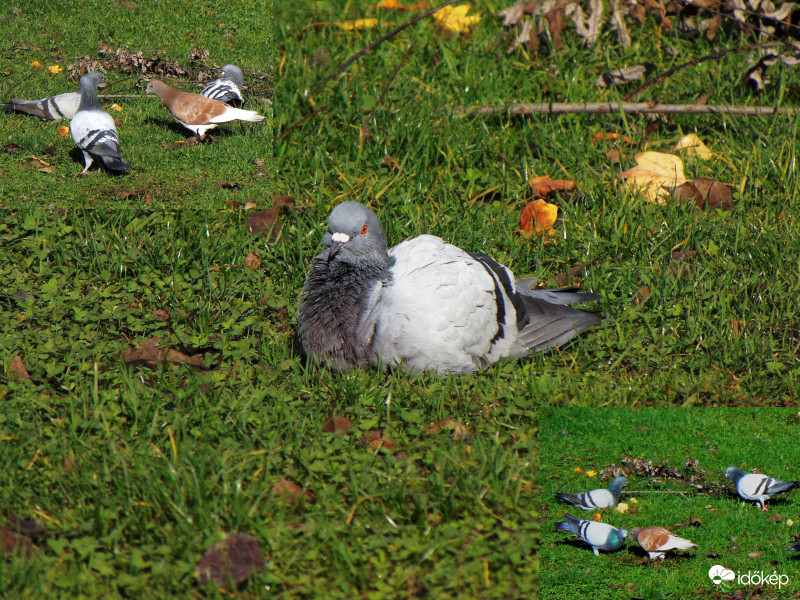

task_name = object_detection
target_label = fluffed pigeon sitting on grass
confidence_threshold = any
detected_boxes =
[201,64,244,105]
[146,79,264,140]
[629,526,696,560]
[296,202,601,375]
[725,467,799,511]
[555,514,627,556]
[70,72,130,175]
[555,476,628,511]
[2,91,80,120]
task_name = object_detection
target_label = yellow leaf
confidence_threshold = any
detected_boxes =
[619,151,687,205]
[614,502,630,513]
[591,513,602,521]
[57,125,70,138]
[47,65,62,75]
[573,467,583,473]
[629,497,638,504]
[30,60,41,68]
[335,18,378,31]
[110,103,123,112]
[585,470,597,478]
[788,519,794,527]
[673,133,713,160]
[519,199,558,239]
[375,0,404,8]
[433,4,480,34]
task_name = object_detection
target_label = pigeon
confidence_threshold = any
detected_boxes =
[554,476,628,511]
[629,526,696,560]
[2,91,80,120]
[725,467,799,511]
[146,79,264,139]
[789,539,800,552]
[200,64,244,105]
[555,514,627,556]
[296,202,601,375]
[70,72,131,175]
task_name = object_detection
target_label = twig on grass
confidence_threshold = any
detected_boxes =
[309,0,462,96]
[450,102,799,117]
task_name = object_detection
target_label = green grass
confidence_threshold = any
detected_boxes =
[0,0,273,208]
[275,0,800,403]
[0,208,538,598]
[540,407,800,599]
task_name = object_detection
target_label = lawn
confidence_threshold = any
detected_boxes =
[0,0,273,208]
[539,407,800,599]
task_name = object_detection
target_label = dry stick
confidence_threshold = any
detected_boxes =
[623,41,784,101]
[452,102,799,117]
[309,0,462,96]
[275,106,325,142]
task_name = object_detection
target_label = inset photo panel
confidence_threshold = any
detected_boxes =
[540,407,800,599]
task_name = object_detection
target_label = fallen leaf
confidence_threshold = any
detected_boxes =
[109,103,122,112]
[244,199,257,210]
[153,309,169,321]
[595,64,650,88]
[247,195,296,243]
[38,167,54,173]
[8,355,30,380]
[632,285,650,306]
[123,337,208,370]
[219,181,240,190]
[252,157,265,167]
[673,133,713,160]
[592,132,634,144]
[690,177,733,210]
[606,148,622,163]
[619,151,687,204]
[4,143,20,154]
[364,430,395,450]
[747,551,761,559]
[731,319,745,336]
[0,527,34,558]
[244,252,261,270]
[271,478,315,502]
[552,263,586,287]
[615,502,630,513]
[47,65,62,75]
[592,513,602,521]
[41,146,57,156]
[30,60,41,68]
[195,533,263,587]
[57,125,70,138]
[520,199,558,239]
[335,18,379,31]
[434,4,481,35]
[323,416,353,433]
[585,470,597,477]
[529,175,575,198]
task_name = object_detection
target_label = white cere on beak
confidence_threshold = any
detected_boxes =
[331,232,350,243]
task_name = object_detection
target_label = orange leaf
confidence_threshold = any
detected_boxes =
[520,199,558,239]
[529,175,574,199]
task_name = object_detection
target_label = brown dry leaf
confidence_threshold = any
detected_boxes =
[691,177,733,210]
[271,478,315,502]
[595,64,649,88]
[747,551,761,559]
[247,195,296,243]
[219,181,240,190]
[195,533,263,587]
[243,198,257,210]
[41,146,57,156]
[619,151,687,204]
[57,125,70,138]
[153,309,169,321]
[244,252,261,270]
[4,143,20,153]
[731,319,745,336]
[530,175,575,198]
[28,156,49,168]
[123,337,208,370]
[0,526,34,558]
[323,416,353,433]
[673,133,713,160]
[364,430,395,450]
[9,355,30,380]
[428,419,469,438]
[695,90,714,106]
[592,132,633,144]
[606,148,622,164]
[520,199,558,239]
[632,285,651,306]
[38,167,54,173]
[552,264,586,287]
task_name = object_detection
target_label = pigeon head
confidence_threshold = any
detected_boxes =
[323,202,390,267]
[221,64,244,88]
[725,467,744,483]
[145,80,170,99]
[629,527,642,542]
[610,476,628,489]
[80,71,105,91]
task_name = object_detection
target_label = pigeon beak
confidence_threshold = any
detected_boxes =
[327,241,344,261]
[326,232,350,261]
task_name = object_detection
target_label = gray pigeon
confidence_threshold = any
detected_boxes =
[2,91,80,120]
[555,514,627,555]
[555,476,627,511]
[70,72,130,175]
[725,467,799,511]
[296,201,601,374]
[201,64,244,105]
[789,540,800,552]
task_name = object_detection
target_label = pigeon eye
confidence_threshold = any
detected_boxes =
[360,225,368,235]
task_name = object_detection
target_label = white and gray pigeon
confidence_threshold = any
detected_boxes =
[725,467,799,511]
[555,476,628,511]
[555,514,627,556]
[200,64,244,105]
[296,201,601,375]
[2,91,80,120]
[70,72,130,175]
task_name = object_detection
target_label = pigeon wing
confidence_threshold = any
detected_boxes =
[201,79,243,104]
[3,92,80,120]
[71,110,123,159]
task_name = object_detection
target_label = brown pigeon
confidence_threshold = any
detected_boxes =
[145,79,264,139]
[629,526,696,560]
